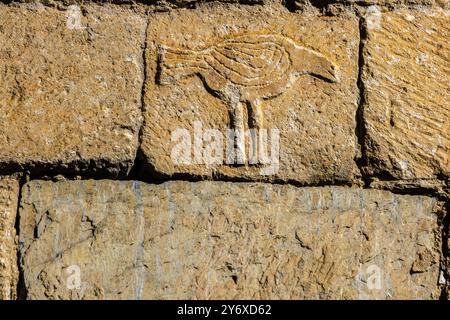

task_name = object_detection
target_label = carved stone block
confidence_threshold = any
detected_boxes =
[141,4,360,184]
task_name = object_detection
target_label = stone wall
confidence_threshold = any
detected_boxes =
[0,0,448,299]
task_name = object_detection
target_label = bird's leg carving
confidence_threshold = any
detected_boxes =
[230,101,246,165]
[157,34,340,169]
[247,99,263,165]
[248,99,263,130]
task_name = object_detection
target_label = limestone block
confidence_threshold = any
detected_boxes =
[0,4,146,176]
[0,177,19,300]
[19,180,441,299]
[361,8,449,181]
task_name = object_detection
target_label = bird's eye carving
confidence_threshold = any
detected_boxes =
[157,33,339,164]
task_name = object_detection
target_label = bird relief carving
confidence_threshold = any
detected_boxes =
[156,33,339,164]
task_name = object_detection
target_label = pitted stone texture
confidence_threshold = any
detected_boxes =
[447,223,450,299]
[141,4,360,184]
[361,8,449,182]
[0,177,19,300]
[165,0,270,6]
[0,4,145,176]
[298,0,449,7]
[8,0,449,7]
[20,180,441,299]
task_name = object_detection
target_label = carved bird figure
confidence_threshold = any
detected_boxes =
[157,33,338,159]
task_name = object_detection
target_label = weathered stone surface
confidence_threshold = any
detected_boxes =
[297,0,449,7]
[0,4,146,176]
[361,8,449,181]
[141,4,360,184]
[8,0,267,4]
[165,0,269,6]
[7,0,449,7]
[445,213,449,299]
[0,177,19,300]
[20,180,441,299]
[369,178,449,199]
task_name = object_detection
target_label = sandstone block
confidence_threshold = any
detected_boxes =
[361,8,449,181]
[0,4,146,176]
[141,4,360,184]
[0,177,19,300]
[20,180,441,299]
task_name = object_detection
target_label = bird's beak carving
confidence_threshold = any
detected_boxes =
[291,46,339,84]
[324,63,339,83]
[308,56,339,83]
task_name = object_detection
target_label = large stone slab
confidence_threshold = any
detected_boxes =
[141,4,360,184]
[0,177,19,300]
[361,8,449,181]
[19,180,441,299]
[0,4,146,176]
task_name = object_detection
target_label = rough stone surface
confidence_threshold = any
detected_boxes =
[0,4,146,176]
[7,0,267,4]
[163,0,271,6]
[361,8,449,182]
[20,180,441,299]
[141,4,360,184]
[0,177,19,300]
[5,0,449,7]
[369,179,449,199]
[444,202,450,298]
[298,0,449,7]
[0,0,446,302]
[446,217,450,298]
